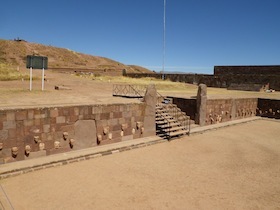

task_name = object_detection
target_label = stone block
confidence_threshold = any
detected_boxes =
[143,84,157,137]
[6,112,15,121]
[3,121,16,129]
[69,115,79,122]
[79,107,89,115]
[0,112,7,121]
[113,112,122,118]
[24,119,34,127]
[92,106,102,114]
[24,150,46,160]
[56,116,66,124]
[43,124,50,133]
[123,111,132,118]
[74,120,97,149]
[50,108,59,118]
[34,119,41,126]
[28,110,34,119]
[196,84,207,126]
[100,113,110,120]
[109,118,118,126]
[122,135,133,141]
[8,129,16,139]
[0,130,8,141]
[15,111,27,121]
[47,147,71,156]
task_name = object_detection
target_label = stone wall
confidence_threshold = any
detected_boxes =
[214,65,280,75]
[0,103,146,164]
[125,73,280,91]
[205,98,258,125]
[257,98,280,119]
[170,96,258,125]
[168,97,196,120]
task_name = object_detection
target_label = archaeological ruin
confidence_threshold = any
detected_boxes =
[0,82,279,164]
[125,65,280,91]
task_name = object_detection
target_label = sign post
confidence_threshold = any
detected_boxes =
[26,55,48,91]
[29,67,33,91]
[42,59,45,91]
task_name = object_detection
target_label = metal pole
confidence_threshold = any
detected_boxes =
[29,67,32,91]
[163,0,166,73]
[42,58,45,91]
[42,68,45,91]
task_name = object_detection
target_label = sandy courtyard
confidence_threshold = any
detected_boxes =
[0,119,279,210]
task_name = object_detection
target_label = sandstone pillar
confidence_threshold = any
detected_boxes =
[143,84,157,137]
[196,84,207,126]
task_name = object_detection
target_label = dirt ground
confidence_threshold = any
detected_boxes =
[1,70,280,109]
[0,120,279,210]
[0,71,280,209]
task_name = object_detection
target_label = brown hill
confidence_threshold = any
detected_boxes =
[0,39,153,75]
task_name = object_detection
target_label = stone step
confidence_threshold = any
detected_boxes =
[169,129,188,137]
[157,122,181,128]
[161,126,186,132]
[156,118,177,124]
[156,116,173,121]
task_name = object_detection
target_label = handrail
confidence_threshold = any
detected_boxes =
[157,104,171,140]
[113,84,147,98]
[129,85,145,98]
[167,104,189,132]
[156,91,166,104]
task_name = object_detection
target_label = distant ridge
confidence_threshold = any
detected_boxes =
[0,39,153,74]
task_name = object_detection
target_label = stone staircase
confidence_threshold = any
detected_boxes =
[156,103,193,140]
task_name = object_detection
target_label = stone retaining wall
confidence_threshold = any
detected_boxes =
[171,97,259,125]
[205,98,258,125]
[257,98,280,119]
[125,73,280,91]
[0,103,146,164]
[167,97,196,120]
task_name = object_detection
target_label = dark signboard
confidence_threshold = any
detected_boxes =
[26,55,48,69]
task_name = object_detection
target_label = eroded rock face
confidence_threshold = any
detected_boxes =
[196,84,207,126]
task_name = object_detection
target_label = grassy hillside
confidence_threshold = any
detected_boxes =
[0,39,153,80]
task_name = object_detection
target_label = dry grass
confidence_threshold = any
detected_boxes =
[0,63,29,81]
[90,75,196,92]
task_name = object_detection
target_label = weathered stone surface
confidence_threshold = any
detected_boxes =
[74,120,97,149]
[24,150,46,160]
[196,84,207,126]
[56,116,66,124]
[143,84,157,137]
[0,130,8,141]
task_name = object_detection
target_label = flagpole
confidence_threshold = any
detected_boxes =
[163,0,166,74]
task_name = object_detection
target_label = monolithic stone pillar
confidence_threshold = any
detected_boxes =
[196,84,207,126]
[143,84,157,137]
[74,120,97,149]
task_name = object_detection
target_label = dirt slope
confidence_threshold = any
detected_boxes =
[0,39,152,74]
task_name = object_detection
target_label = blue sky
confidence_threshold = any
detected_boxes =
[1,0,280,74]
